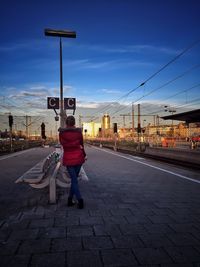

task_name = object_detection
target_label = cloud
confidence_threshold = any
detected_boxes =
[9,90,48,99]
[0,83,78,116]
[0,39,176,72]
[0,39,57,53]
[24,101,46,109]
[0,42,30,52]
[48,85,75,96]
[100,89,121,94]
[80,43,180,55]
[78,59,118,70]
[63,59,89,67]
[0,39,180,56]
[66,58,154,71]
[6,87,50,113]
[124,45,180,55]
[8,83,74,100]
[76,100,127,115]
[77,101,100,109]
[29,86,47,90]
[63,85,74,94]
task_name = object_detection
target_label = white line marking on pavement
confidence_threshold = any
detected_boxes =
[0,149,34,161]
[93,146,200,184]
[130,156,145,160]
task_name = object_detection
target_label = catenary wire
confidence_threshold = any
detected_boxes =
[109,63,200,117]
[86,38,200,119]
[137,82,200,115]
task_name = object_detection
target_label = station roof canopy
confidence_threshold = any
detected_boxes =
[161,109,200,123]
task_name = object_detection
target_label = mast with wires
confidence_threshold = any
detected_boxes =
[86,38,200,119]
[132,103,134,136]
[119,113,130,127]
[137,104,141,138]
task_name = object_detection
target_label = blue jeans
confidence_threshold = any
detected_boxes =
[67,165,82,200]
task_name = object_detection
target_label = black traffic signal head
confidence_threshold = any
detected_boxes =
[113,123,117,133]
[9,115,13,127]
[137,123,141,133]
[41,122,46,139]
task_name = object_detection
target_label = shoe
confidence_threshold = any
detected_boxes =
[67,197,75,207]
[77,198,84,209]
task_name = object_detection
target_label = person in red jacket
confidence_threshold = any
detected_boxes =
[59,116,86,209]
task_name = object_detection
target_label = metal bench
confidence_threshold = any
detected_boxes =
[15,152,57,184]
[15,152,62,203]
[15,151,88,204]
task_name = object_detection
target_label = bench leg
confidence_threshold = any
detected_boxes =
[49,162,61,204]
[49,176,56,204]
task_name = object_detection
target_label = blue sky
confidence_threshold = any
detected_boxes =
[0,0,200,131]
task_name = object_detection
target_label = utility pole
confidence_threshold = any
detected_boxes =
[24,116,34,139]
[156,115,159,126]
[137,104,141,142]
[25,116,29,138]
[156,115,160,135]
[132,103,134,136]
[8,114,13,152]
[164,106,176,137]
[119,113,130,128]
[29,117,32,138]
[153,115,156,126]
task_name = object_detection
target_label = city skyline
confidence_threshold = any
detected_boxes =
[1,0,200,130]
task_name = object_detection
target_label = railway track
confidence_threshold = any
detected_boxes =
[87,141,200,171]
[117,147,200,170]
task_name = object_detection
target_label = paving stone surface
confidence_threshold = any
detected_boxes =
[1,146,200,266]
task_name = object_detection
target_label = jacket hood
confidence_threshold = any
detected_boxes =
[58,127,82,133]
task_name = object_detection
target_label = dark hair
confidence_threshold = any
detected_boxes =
[66,116,75,127]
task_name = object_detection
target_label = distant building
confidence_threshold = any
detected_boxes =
[102,114,110,130]
[82,122,101,137]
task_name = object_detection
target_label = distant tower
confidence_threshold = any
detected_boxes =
[102,114,110,129]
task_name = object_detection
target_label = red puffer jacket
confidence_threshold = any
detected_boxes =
[59,127,86,166]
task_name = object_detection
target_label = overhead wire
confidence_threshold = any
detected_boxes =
[152,97,200,115]
[141,38,200,84]
[139,82,200,115]
[86,38,200,120]
[144,98,200,117]
[109,63,200,117]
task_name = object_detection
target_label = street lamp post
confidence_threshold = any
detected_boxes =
[44,28,76,127]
